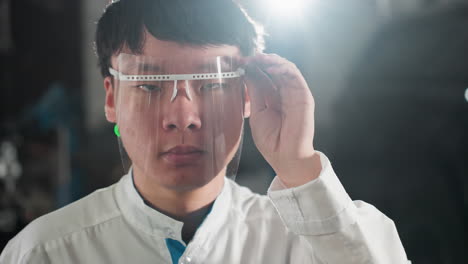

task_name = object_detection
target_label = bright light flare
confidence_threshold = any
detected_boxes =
[465,88,468,103]
[266,0,307,18]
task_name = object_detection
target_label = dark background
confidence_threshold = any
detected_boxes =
[0,0,466,263]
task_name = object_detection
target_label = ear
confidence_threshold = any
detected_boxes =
[104,76,117,123]
[243,84,251,118]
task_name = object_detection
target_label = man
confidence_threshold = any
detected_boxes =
[0,0,410,263]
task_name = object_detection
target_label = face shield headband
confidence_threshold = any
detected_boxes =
[109,66,245,102]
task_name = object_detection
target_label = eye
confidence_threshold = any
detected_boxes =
[201,82,229,91]
[134,84,161,92]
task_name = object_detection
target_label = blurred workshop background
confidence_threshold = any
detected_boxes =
[0,0,466,263]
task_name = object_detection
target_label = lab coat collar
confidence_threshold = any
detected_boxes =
[114,169,232,246]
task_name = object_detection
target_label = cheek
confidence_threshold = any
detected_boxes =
[219,94,245,148]
[223,91,244,129]
[202,91,244,135]
[117,94,161,145]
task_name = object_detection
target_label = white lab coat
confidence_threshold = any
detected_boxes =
[0,153,410,263]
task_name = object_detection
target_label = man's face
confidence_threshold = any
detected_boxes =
[104,33,250,191]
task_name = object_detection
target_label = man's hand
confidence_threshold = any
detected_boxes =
[243,53,322,188]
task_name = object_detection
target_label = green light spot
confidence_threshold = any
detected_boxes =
[114,124,121,137]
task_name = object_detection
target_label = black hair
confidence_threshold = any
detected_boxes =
[95,0,264,77]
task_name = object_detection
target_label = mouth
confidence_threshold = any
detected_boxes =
[161,145,205,165]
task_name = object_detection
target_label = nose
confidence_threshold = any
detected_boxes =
[162,81,202,131]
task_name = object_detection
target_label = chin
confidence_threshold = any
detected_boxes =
[158,168,220,192]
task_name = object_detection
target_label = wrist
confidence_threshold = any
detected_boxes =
[276,151,322,188]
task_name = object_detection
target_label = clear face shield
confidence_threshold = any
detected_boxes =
[110,53,246,194]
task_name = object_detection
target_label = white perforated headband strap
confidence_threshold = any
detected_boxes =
[108,68,245,81]
[108,67,245,102]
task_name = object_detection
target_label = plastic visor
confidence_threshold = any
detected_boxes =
[111,53,246,194]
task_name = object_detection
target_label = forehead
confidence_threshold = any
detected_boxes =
[112,32,243,68]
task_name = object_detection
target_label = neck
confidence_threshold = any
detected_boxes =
[132,167,224,216]
[133,170,224,243]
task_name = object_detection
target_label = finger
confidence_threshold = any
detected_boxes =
[248,53,293,69]
[264,64,305,89]
[262,62,314,109]
[244,63,281,113]
[247,54,303,88]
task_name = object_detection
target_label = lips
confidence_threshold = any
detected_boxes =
[161,145,205,165]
